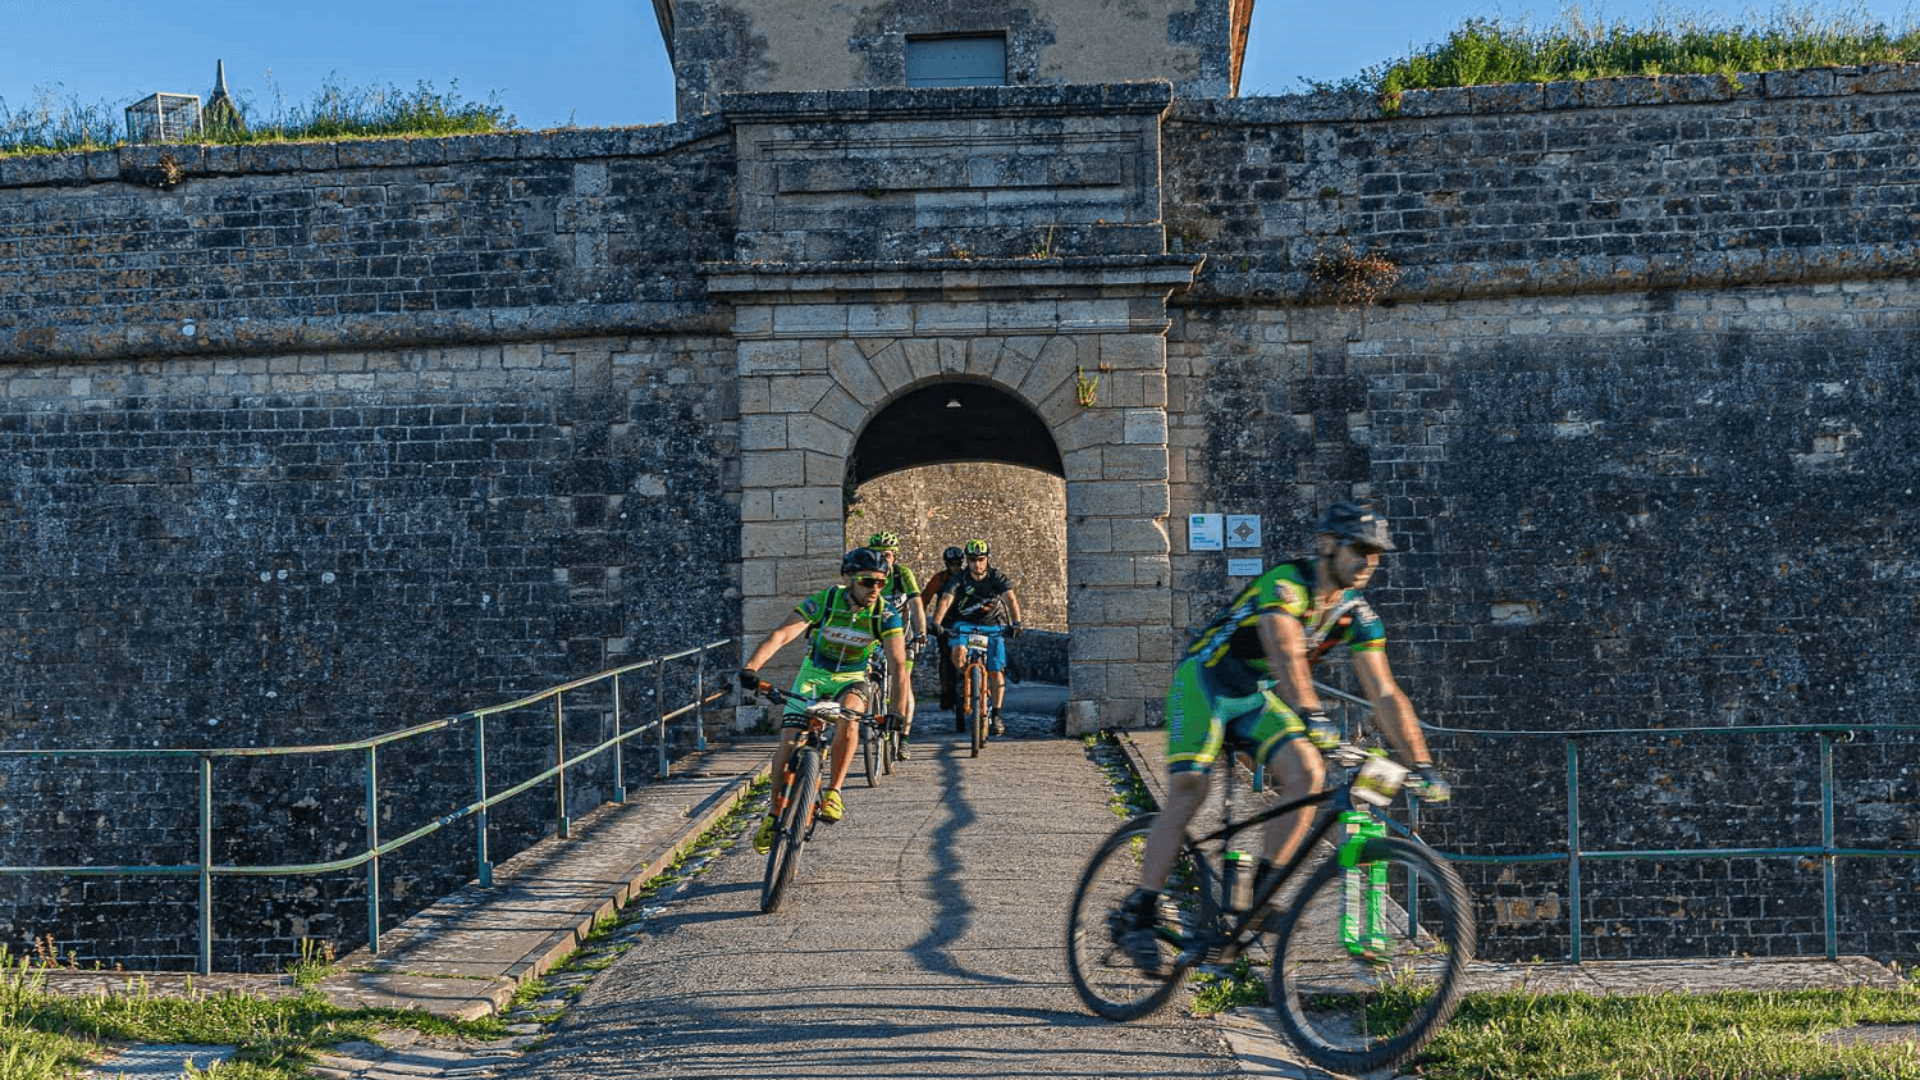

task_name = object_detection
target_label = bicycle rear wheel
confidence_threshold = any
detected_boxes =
[759,750,820,914]
[880,722,896,774]
[1065,815,1211,1020]
[861,721,880,787]
[1268,834,1475,1075]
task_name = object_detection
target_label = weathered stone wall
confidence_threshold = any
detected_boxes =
[0,124,736,363]
[0,335,741,969]
[846,461,1068,630]
[663,0,1239,117]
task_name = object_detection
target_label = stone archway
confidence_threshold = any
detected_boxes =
[714,261,1195,732]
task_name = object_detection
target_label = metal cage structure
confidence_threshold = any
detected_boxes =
[126,93,203,143]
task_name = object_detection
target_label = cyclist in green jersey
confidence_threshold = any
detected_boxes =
[1118,502,1450,971]
[739,547,910,852]
[866,532,928,758]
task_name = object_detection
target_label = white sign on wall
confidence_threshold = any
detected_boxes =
[1226,514,1262,549]
[1188,514,1224,551]
[1227,558,1264,577]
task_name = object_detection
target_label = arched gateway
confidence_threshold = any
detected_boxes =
[714,259,1197,733]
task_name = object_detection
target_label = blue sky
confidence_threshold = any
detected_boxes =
[2,0,1914,132]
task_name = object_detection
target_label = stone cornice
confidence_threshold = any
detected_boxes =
[705,255,1205,301]
[716,82,1175,125]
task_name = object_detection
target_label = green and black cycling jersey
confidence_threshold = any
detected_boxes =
[879,564,920,621]
[795,584,905,673]
[941,567,1016,626]
[1187,557,1385,687]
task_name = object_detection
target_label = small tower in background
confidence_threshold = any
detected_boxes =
[205,59,246,133]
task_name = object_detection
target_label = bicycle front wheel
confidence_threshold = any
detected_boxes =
[1268,834,1475,1075]
[1065,815,1205,1020]
[861,721,880,787]
[969,664,986,757]
[760,750,820,914]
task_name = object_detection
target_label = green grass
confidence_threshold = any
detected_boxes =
[1,73,514,158]
[1300,2,1920,99]
[0,950,506,1080]
[1406,985,1920,1079]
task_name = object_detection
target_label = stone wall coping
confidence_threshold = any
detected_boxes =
[715,81,1175,124]
[1171,61,1920,125]
[1186,240,1920,307]
[0,115,728,191]
[0,302,720,366]
[705,255,1205,297]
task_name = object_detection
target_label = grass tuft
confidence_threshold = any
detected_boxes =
[1300,2,1920,97]
[1,73,515,157]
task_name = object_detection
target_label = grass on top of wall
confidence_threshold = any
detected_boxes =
[1302,2,1920,97]
[0,75,515,158]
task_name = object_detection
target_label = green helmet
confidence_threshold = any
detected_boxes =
[867,531,900,551]
[962,538,990,556]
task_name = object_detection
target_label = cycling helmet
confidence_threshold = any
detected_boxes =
[962,538,990,556]
[867,531,900,551]
[942,546,964,563]
[840,547,888,576]
[1317,501,1397,552]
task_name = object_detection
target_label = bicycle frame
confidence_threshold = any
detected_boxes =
[1179,757,1412,962]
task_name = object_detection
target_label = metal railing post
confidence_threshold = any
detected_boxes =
[1566,737,1582,964]
[556,693,570,839]
[365,745,381,955]
[656,658,670,781]
[1821,732,1837,961]
[613,674,627,803]
[694,647,708,752]
[198,755,213,975]
[475,715,492,888]
[1405,786,1421,941]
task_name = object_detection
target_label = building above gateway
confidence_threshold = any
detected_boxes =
[652,0,1253,118]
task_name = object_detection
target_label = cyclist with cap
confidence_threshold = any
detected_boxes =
[928,539,1024,737]
[1115,501,1449,972]
[866,531,928,758]
[921,546,967,711]
[738,547,910,853]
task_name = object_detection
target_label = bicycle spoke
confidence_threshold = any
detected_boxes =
[1065,817,1197,1020]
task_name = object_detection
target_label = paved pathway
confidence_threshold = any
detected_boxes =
[499,721,1237,1080]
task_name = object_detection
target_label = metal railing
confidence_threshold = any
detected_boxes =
[0,639,733,974]
[1315,680,1920,962]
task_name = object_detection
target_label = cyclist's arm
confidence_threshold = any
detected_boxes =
[908,594,928,639]
[1257,611,1323,718]
[1351,649,1434,766]
[884,631,911,709]
[1002,588,1023,625]
[742,612,811,672]
[929,590,953,627]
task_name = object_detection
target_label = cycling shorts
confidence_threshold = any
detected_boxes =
[782,658,871,729]
[951,622,1008,673]
[1164,655,1305,774]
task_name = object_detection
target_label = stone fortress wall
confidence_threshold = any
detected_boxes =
[1,67,1916,965]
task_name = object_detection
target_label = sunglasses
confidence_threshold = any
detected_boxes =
[966,556,988,563]
[852,577,886,587]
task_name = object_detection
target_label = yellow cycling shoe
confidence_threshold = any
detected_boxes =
[751,814,777,854]
[818,788,845,823]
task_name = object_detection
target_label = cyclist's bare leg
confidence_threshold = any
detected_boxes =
[1137,769,1211,890]
[1260,739,1325,867]
[987,670,1006,713]
[825,692,865,791]
[899,682,916,735]
[769,729,802,814]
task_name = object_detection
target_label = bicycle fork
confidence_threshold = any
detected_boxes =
[1336,810,1392,959]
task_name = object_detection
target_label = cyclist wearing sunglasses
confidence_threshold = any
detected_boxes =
[1116,501,1448,972]
[928,538,1024,736]
[738,547,909,852]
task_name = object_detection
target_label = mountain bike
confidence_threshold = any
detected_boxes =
[747,681,869,914]
[951,622,1008,757]
[1065,739,1474,1075]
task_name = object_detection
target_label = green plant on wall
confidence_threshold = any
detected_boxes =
[1309,239,1401,308]
[1075,365,1099,408]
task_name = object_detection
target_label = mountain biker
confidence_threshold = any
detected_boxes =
[921,546,966,711]
[866,531,927,758]
[1117,501,1449,972]
[738,547,910,854]
[928,539,1023,737]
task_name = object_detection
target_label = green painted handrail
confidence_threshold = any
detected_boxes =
[0,639,734,974]
[1315,681,1920,963]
